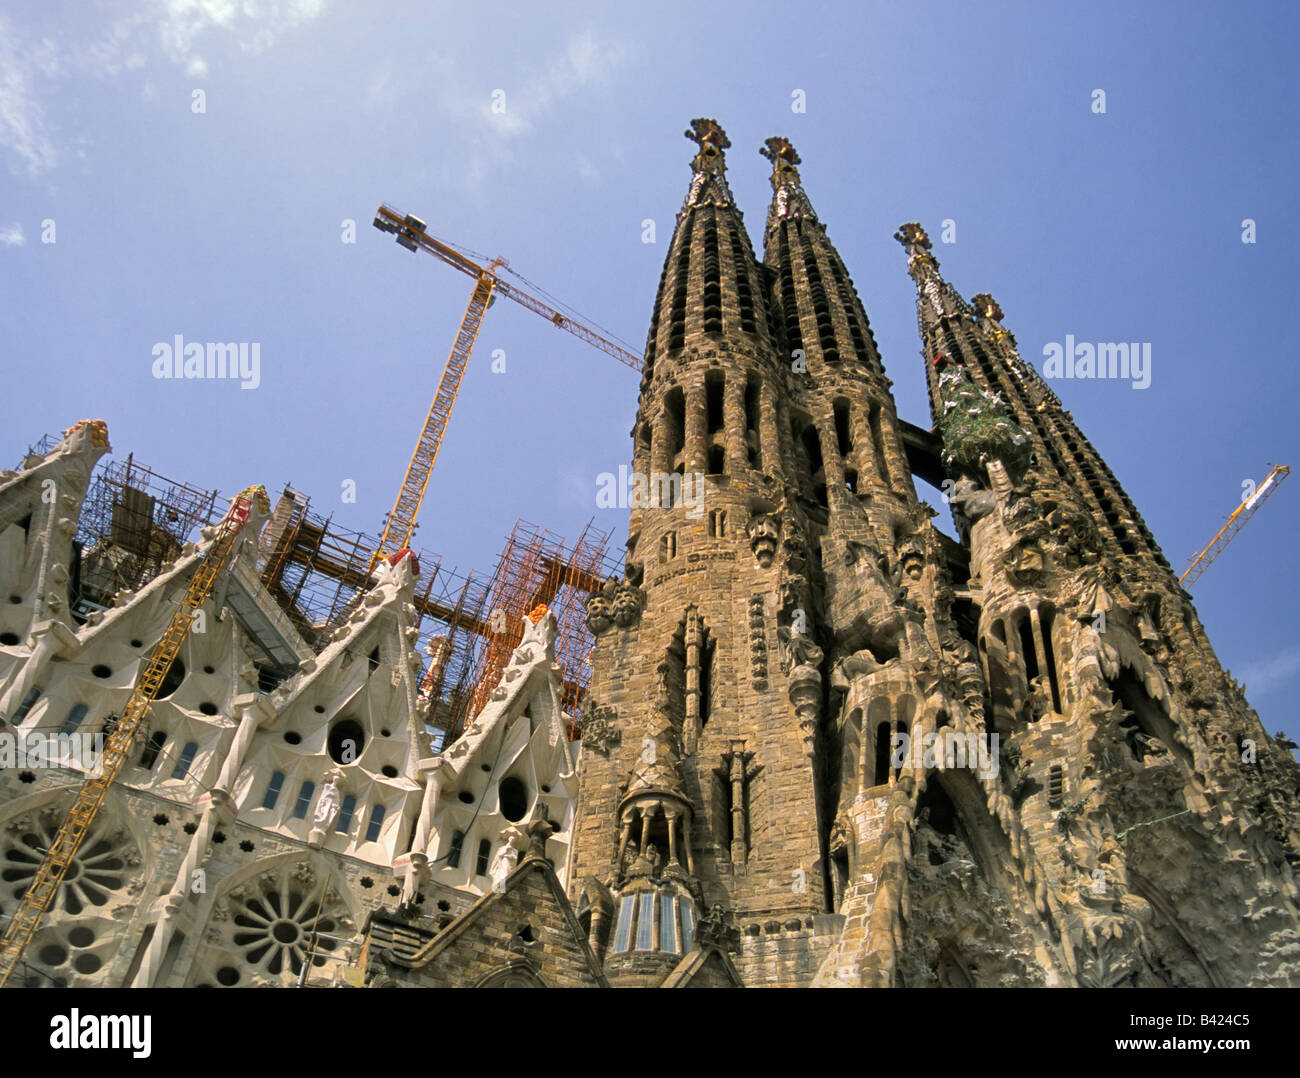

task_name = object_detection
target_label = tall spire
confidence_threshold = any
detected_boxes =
[761,138,884,373]
[761,136,818,233]
[896,222,1175,575]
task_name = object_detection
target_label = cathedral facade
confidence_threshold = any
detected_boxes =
[2,120,1298,988]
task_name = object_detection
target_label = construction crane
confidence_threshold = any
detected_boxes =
[368,205,642,572]
[0,485,268,987]
[1179,464,1290,587]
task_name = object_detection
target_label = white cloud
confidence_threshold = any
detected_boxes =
[0,1,325,175]
[1236,639,1300,698]
[478,28,632,139]
[0,223,26,246]
[0,17,60,175]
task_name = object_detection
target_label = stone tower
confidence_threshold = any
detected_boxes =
[568,121,1300,988]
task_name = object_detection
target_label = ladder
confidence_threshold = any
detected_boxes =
[0,485,266,987]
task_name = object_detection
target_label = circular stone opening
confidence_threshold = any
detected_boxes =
[380,728,391,738]
[271,920,300,945]
[130,639,143,648]
[9,595,22,604]
[73,953,102,975]
[327,719,365,765]
[199,702,218,716]
[381,765,398,778]
[203,665,216,675]
[457,791,474,804]
[67,926,95,948]
[283,731,301,745]
[498,777,529,823]
[90,664,112,679]
[0,633,19,646]
[216,965,241,986]
[314,705,325,714]
[156,659,186,699]
[38,944,68,967]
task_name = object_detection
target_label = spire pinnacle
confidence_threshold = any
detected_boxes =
[682,118,734,209]
[762,136,817,231]
[895,221,962,324]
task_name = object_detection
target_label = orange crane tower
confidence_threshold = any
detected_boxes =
[368,205,642,572]
[1179,464,1290,587]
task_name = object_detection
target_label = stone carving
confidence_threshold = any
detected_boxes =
[610,581,645,628]
[746,512,779,568]
[580,702,621,756]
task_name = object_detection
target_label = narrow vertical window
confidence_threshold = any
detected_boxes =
[292,780,315,819]
[636,892,655,951]
[335,794,357,833]
[261,770,285,809]
[475,838,491,876]
[873,721,892,786]
[613,895,635,953]
[170,741,198,780]
[14,688,41,723]
[60,704,89,736]
[680,899,695,951]
[446,829,465,870]
[365,804,386,842]
[660,893,679,954]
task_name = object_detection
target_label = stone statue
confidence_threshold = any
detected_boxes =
[314,769,343,827]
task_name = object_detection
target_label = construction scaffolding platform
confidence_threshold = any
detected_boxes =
[460,519,619,742]
[72,453,221,610]
[20,436,618,751]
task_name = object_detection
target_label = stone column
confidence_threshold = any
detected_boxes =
[759,383,780,477]
[685,383,707,478]
[723,375,746,476]
[683,614,701,754]
[729,741,747,868]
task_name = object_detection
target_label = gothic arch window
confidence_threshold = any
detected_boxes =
[477,965,547,988]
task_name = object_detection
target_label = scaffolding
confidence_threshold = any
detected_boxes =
[22,442,616,749]
[72,453,221,610]
[461,519,618,741]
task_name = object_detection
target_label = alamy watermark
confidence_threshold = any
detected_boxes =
[1041,336,1150,390]
[596,466,706,519]
[891,730,999,780]
[151,335,261,389]
[0,730,105,775]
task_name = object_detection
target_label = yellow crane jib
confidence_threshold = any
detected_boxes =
[1178,464,1289,587]
[0,484,269,987]
[367,204,642,574]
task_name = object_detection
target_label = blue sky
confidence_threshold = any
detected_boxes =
[2,1,1297,739]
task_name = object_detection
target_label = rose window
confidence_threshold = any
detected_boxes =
[225,865,343,980]
[2,810,133,916]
